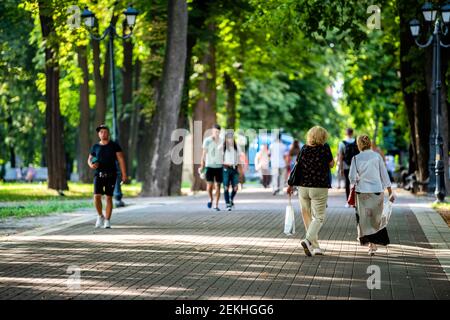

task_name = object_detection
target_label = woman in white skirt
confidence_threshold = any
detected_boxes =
[349,135,395,256]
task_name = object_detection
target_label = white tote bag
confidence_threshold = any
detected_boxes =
[284,196,296,236]
[380,200,393,229]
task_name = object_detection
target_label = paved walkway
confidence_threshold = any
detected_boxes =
[0,188,449,300]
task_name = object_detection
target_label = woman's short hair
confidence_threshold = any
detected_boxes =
[357,135,372,151]
[306,126,329,146]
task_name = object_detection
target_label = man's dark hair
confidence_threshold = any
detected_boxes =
[346,128,354,136]
[96,124,110,133]
[212,124,221,130]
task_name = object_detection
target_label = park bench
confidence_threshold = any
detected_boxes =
[70,172,79,182]
[33,167,48,181]
[3,168,21,181]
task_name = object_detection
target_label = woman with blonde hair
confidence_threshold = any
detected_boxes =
[349,135,395,256]
[287,126,334,256]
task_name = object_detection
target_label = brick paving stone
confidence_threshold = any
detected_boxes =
[0,189,449,300]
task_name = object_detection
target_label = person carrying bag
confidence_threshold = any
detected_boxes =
[287,126,335,256]
[348,135,395,256]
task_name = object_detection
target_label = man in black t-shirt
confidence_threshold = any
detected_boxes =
[88,125,127,229]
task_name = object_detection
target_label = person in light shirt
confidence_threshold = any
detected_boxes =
[349,135,395,256]
[269,132,287,195]
[255,144,271,188]
[222,131,244,211]
[199,124,224,211]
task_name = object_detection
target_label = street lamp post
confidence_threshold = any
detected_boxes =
[410,2,450,203]
[81,5,138,207]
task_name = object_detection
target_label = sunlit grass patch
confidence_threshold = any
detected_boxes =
[431,202,450,227]
[0,182,141,202]
[0,200,92,219]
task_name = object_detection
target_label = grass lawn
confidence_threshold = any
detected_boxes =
[181,181,191,189]
[0,200,92,219]
[0,182,142,219]
[0,182,141,202]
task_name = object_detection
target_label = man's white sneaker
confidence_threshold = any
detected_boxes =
[313,248,323,256]
[95,215,105,228]
[104,220,111,229]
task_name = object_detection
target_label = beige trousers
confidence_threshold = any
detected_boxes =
[298,187,328,249]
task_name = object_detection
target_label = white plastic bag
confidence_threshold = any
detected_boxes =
[284,197,296,236]
[380,200,393,229]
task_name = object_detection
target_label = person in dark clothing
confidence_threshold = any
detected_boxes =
[88,125,127,229]
[287,126,335,256]
[338,128,359,207]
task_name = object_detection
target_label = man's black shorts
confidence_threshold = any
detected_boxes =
[205,167,223,183]
[94,174,117,196]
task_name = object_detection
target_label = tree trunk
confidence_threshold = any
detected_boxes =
[137,78,160,182]
[91,15,119,143]
[119,20,133,179]
[412,92,431,186]
[77,45,93,183]
[169,104,188,195]
[373,114,379,145]
[168,24,196,195]
[440,46,449,193]
[141,0,188,197]
[9,146,16,169]
[192,24,217,191]
[128,59,142,179]
[38,1,68,191]
[91,38,107,141]
[440,87,449,194]
[398,0,431,190]
[6,114,15,168]
[224,72,237,131]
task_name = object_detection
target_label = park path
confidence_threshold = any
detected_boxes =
[0,187,449,300]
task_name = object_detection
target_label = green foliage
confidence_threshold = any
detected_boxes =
[0,0,424,183]
[0,0,44,167]
[340,1,408,153]
[239,70,341,140]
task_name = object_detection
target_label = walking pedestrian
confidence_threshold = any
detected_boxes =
[269,132,287,195]
[25,164,36,183]
[336,156,344,189]
[199,124,223,211]
[255,144,271,188]
[238,148,248,189]
[338,128,359,207]
[88,125,127,229]
[287,140,301,176]
[222,132,244,211]
[287,126,335,256]
[349,135,395,256]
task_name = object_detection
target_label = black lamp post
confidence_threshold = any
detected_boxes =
[81,5,138,207]
[410,2,450,203]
